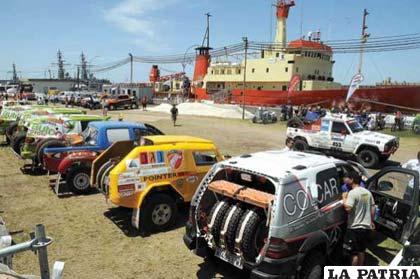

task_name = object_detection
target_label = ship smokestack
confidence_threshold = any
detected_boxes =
[193,47,211,82]
[149,65,160,82]
[275,0,295,47]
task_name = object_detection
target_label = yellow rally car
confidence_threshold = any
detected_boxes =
[106,135,224,232]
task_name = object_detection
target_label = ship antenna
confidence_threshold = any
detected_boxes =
[358,9,370,74]
[202,13,212,48]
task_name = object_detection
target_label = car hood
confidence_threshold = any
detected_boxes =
[354,130,397,143]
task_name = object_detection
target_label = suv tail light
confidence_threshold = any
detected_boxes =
[265,237,292,259]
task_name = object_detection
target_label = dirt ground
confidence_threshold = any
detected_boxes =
[0,108,419,278]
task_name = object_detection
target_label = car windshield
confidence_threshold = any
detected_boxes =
[82,127,98,145]
[347,120,364,133]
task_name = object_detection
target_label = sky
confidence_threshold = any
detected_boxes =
[1,0,420,85]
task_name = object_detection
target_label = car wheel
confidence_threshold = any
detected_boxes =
[66,166,91,195]
[299,251,325,279]
[11,132,26,156]
[36,139,66,166]
[293,139,308,151]
[220,204,244,252]
[207,200,230,247]
[357,149,379,168]
[5,122,18,143]
[141,193,177,232]
[235,209,267,262]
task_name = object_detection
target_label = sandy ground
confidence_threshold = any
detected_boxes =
[0,108,419,278]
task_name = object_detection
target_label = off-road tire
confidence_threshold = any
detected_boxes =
[357,149,379,168]
[235,209,267,262]
[141,193,177,232]
[96,160,116,194]
[287,117,304,128]
[293,138,309,152]
[252,116,257,123]
[36,139,66,166]
[299,251,325,279]
[220,204,244,252]
[207,200,230,247]
[11,132,26,155]
[66,165,92,195]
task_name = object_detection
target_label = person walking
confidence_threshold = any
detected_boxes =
[282,138,294,151]
[343,171,376,266]
[170,104,178,127]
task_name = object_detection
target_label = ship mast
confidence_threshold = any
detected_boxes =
[358,9,369,74]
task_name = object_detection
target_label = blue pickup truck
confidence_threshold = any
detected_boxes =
[43,121,163,195]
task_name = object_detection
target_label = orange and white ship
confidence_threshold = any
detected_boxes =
[184,0,420,113]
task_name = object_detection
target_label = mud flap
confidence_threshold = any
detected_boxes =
[49,173,72,197]
[131,208,140,230]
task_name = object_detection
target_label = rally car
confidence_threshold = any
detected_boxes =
[286,114,399,168]
[105,136,224,233]
[183,150,420,278]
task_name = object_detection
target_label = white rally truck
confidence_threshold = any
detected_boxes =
[286,114,399,168]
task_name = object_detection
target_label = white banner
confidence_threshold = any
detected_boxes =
[346,73,364,103]
[324,266,420,279]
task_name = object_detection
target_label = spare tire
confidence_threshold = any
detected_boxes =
[207,200,230,247]
[36,139,66,166]
[96,160,116,194]
[11,131,26,155]
[220,204,244,252]
[235,209,267,262]
[287,117,304,128]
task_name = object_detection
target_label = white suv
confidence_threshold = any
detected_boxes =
[286,114,399,168]
[184,151,368,278]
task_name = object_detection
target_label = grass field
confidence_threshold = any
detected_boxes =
[0,109,419,278]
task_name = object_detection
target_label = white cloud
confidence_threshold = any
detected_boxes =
[104,0,178,39]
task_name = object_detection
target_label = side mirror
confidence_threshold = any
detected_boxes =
[378,180,393,191]
[403,244,420,259]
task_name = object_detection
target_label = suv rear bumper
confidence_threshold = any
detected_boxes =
[184,228,297,279]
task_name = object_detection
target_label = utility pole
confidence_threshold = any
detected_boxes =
[242,37,248,120]
[76,66,80,91]
[358,9,369,74]
[128,53,133,84]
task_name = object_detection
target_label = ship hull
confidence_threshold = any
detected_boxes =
[194,86,420,113]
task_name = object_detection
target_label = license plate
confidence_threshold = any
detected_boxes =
[215,248,243,269]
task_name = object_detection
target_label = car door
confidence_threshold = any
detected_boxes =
[330,121,352,153]
[367,167,419,243]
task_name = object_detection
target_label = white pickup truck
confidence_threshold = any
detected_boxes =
[286,114,399,168]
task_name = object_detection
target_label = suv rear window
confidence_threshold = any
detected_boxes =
[193,151,217,166]
[213,169,275,195]
[106,128,130,142]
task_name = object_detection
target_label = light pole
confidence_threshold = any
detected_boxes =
[128,53,133,84]
[242,37,248,120]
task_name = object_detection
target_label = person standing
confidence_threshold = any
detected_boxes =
[402,151,420,170]
[142,96,147,111]
[343,171,375,266]
[282,138,294,151]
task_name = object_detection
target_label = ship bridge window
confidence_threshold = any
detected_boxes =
[285,67,288,72]
[221,69,225,74]
[282,85,287,91]
[211,70,214,74]
[296,67,299,73]
[236,69,241,74]
[227,69,232,74]
[266,68,269,73]
[276,52,280,58]
[252,68,255,73]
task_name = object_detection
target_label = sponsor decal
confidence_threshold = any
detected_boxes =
[139,167,171,176]
[186,176,198,184]
[167,150,183,170]
[143,172,178,182]
[324,266,420,279]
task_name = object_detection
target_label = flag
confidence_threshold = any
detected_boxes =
[288,74,301,93]
[346,73,364,102]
